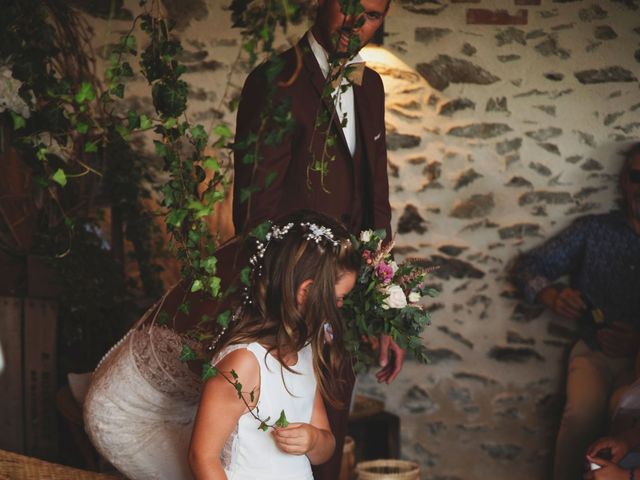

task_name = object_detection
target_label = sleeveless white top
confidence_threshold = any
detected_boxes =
[214,342,316,480]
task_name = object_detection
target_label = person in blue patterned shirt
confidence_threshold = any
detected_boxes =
[513,143,640,480]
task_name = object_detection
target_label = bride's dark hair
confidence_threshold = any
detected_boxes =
[217,211,360,407]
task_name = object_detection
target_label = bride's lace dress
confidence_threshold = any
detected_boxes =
[84,294,316,480]
[84,296,202,480]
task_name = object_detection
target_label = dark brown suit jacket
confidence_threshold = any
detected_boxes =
[233,35,392,238]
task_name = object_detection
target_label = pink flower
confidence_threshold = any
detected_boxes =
[375,262,395,284]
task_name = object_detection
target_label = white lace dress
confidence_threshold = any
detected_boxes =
[84,300,202,480]
[213,342,316,480]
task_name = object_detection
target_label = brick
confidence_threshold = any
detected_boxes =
[515,0,541,5]
[466,8,528,25]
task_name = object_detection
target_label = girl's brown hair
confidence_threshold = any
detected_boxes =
[215,211,360,407]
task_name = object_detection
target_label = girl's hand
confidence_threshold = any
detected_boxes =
[584,456,629,480]
[586,437,630,464]
[272,423,319,455]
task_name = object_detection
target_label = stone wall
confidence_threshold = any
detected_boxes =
[85,1,640,478]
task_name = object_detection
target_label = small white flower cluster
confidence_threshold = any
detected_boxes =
[301,222,339,246]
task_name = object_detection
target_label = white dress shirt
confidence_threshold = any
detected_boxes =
[307,31,363,157]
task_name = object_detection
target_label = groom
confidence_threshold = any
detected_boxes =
[233,0,400,477]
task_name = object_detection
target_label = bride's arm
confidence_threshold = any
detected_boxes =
[189,349,260,479]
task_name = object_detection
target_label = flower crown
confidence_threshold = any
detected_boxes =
[248,221,341,278]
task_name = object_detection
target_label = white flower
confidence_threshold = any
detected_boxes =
[390,260,399,274]
[359,230,372,242]
[408,291,421,303]
[382,284,407,310]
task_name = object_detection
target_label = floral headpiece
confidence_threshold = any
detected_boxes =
[243,220,345,307]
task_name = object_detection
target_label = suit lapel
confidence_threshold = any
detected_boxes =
[300,37,352,157]
[353,79,377,177]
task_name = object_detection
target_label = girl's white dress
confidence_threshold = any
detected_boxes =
[214,342,316,480]
[84,295,317,480]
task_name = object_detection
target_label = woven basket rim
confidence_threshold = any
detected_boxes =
[355,458,420,479]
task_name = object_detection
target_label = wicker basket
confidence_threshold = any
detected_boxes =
[0,449,119,480]
[355,459,420,480]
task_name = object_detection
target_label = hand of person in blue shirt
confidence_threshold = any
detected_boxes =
[596,322,640,357]
[537,286,587,320]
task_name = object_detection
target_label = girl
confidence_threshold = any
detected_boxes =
[189,213,359,479]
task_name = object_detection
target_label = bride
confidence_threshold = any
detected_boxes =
[83,235,245,479]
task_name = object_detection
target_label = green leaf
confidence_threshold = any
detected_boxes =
[36,147,48,162]
[213,123,232,139]
[274,410,289,428]
[76,121,89,134]
[163,117,177,129]
[264,171,277,188]
[216,310,231,329]
[230,370,239,380]
[179,345,197,362]
[202,363,218,381]
[178,301,190,314]
[157,311,169,326]
[191,279,203,292]
[209,276,221,297]
[52,169,67,187]
[250,221,271,241]
[140,114,152,130]
[154,141,168,157]
[84,141,98,153]
[203,256,217,274]
[75,82,96,104]
[10,112,26,130]
[239,266,251,286]
[190,124,207,140]
[111,83,125,98]
[203,157,220,172]
[258,421,269,432]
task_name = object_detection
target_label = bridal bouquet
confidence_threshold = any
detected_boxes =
[341,229,438,372]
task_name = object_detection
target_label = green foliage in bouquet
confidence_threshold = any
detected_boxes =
[342,230,439,372]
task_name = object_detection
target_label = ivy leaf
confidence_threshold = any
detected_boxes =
[163,117,177,129]
[154,140,168,157]
[111,83,125,98]
[10,112,26,130]
[230,370,239,380]
[202,256,217,274]
[157,311,169,326]
[75,82,96,104]
[76,121,89,134]
[274,410,289,428]
[191,279,203,292]
[258,420,269,432]
[251,221,271,241]
[52,169,67,187]
[240,267,251,286]
[179,345,197,362]
[84,141,98,153]
[264,171,278,188]
[178,301,190,314]
[213,123,232,139]
[209,276,221,297]
[202,363,218,381]
[140,114,152,130]
[216,310,231,329]
[203,157,220,172]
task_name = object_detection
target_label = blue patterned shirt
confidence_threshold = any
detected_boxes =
[513,211,640,332]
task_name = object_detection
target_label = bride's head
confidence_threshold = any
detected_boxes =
[222,211,359,406]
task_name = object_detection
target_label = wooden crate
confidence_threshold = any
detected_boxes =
[23,299,58,460]
[0,297,24,453]
[0,297,60,459]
